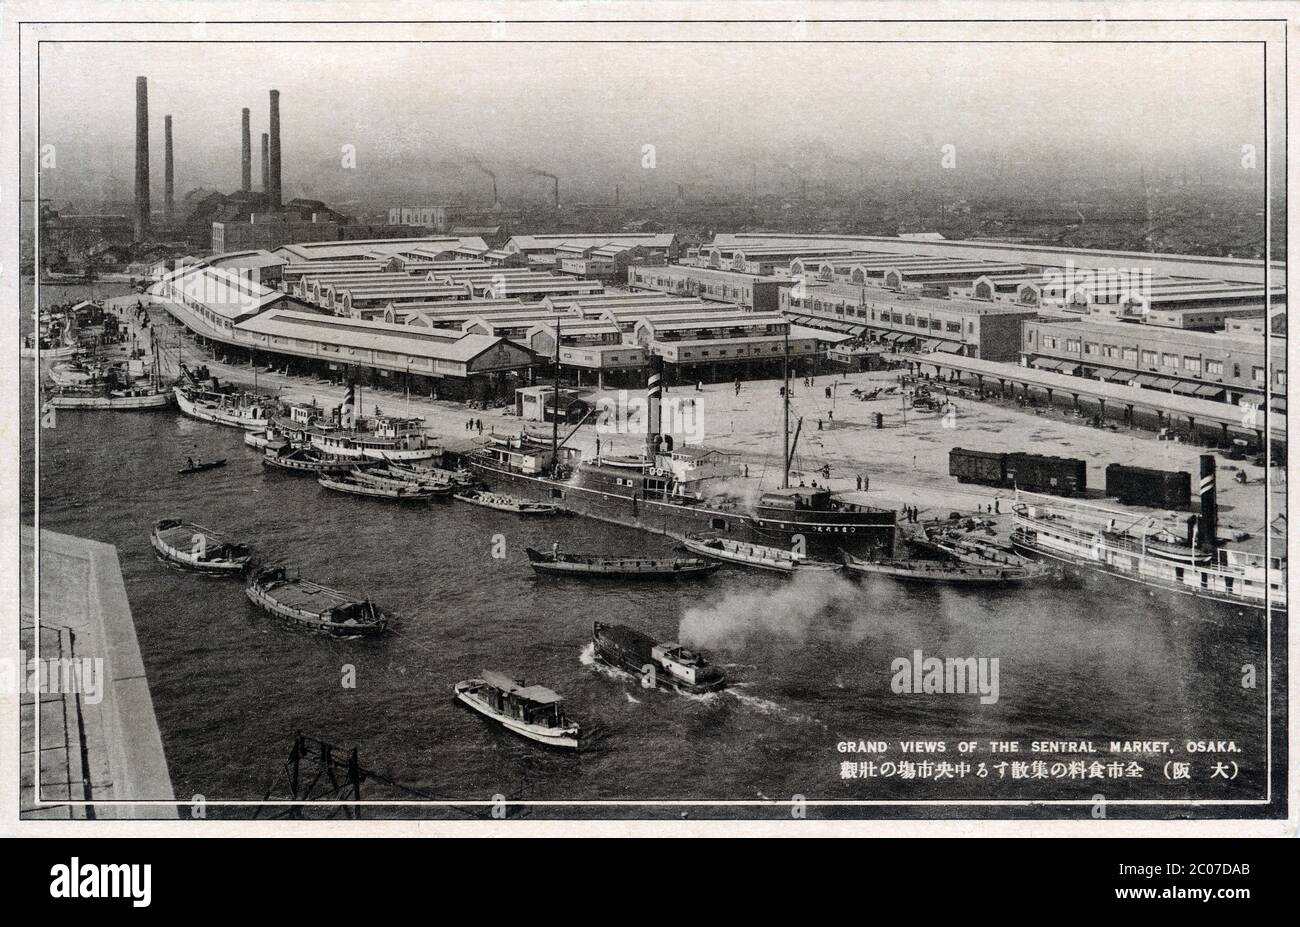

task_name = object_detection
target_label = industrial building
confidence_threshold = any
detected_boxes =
[502,233,678,267]
[626,264,797,311]
[1021,317,1285,410]
[386,206,452,231]
[780,279,1036,361]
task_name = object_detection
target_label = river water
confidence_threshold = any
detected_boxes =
[20,286,1284,820]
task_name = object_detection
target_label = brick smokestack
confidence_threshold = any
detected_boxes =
[133,76,150,241]
[268,89,282,208]
[164,114,174,222]
[260,132,269,191]
[554,176,559,209]
[1198,454,1218,551]
[240,107,252,192]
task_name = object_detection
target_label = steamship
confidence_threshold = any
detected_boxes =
[466,355,897,553]
[1011,455,1285,615]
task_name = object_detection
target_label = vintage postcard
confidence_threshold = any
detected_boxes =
[0,1,1293,838]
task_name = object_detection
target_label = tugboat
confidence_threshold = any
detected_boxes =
[592,622,727,694]
[453,671,580,750]
[466,349,896,554]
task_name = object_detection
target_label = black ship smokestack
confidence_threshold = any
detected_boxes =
[1198,454,1218,551]
[260,132,269,191]
[133,76,150,241]
[268,89,282,209]
[645,354,663,462]
[240,107,252,192]
[163,114,174,222]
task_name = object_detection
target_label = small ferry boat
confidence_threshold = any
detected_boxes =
[317,473,444,502]
[245,566,389,637]
[592,622,727,694]
[840,550,1050,585]
[453,671,580,750]
[261,446,360,474]
[453,489,560,515]
[177,458,227,475]
[150,519,252,574]
[682,534,841,574]
[244,424,293,452]
[526,544,719,579]
[307,384,440,462]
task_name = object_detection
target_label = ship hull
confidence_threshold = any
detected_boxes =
[592,626,726,694]
[1011,536,1281,617]
[175,387,273,430]
[466,458,892,553]
[49,391,172,410]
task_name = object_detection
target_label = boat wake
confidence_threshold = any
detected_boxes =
[725,685,827,729]
[624,692,641,705]
[579,642,634,683]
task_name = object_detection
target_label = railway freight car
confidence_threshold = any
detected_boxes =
[1005,452,1086,496]
[949,447,1006,485]
[948,448,1086,496]
[1104,464,1191,509]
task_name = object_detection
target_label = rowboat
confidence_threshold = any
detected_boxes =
[454,671,580,750]
[261,446,360,474]
[348,466,454,496]
[317,473,444,502]
[453,489,560,515]
[177,458,227,475]
[245,566,389,637]
[840,550,1050,585]
[525,545,719,579]
[150,519,252,574]
[682,534,841,575]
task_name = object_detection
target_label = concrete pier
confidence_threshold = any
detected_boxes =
[19,526,176,819]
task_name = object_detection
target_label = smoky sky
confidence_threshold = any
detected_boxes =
[36,41,1268,206]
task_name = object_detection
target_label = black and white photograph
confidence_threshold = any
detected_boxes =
[1,2,1293,844]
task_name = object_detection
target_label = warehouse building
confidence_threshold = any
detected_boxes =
[502,233,677,267]
[626,264,797,311]
[1021,317,1285,411]
[780,279,1035,361]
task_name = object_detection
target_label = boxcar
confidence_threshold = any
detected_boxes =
[1104,464,1191,509]
[949,448,1007,486]
[1005,453,1087,496]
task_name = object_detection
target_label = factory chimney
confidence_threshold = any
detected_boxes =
[133,76,150,241]
[268,89,282,209]
[240,107,252,192]
[554,176,560,209]
[1198,455,1218,551]
[492,175,499,208]
[163,115,174,222]
[260,132,269,191]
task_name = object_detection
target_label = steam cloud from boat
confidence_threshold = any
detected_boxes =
[678,571,862,647]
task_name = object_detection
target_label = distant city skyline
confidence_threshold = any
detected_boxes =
[35,40,1272,208]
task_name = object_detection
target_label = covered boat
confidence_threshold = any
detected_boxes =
[592,622,727,694]
[453,671,580,750]
[682,534,841,574]
[526,545,719,579]
[453,489,560,515]
[150,519,252,574]
[244,566,389,636]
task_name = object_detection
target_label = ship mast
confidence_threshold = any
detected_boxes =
[551,314,561,473]
[782,323,790,489]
